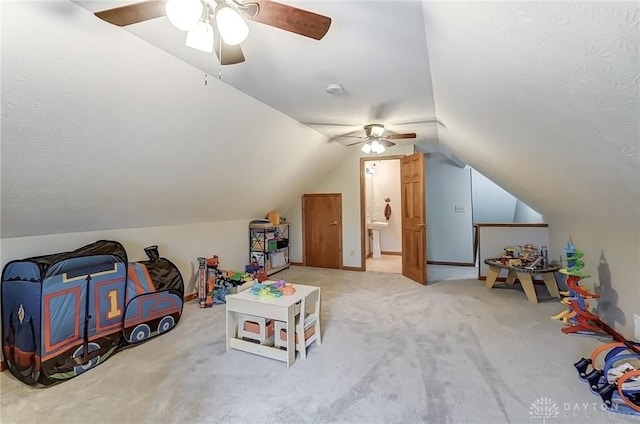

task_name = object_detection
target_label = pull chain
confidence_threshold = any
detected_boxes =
[204,51,208,86]
[218,34,223,80]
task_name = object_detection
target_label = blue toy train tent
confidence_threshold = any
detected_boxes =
[1,240,184,386]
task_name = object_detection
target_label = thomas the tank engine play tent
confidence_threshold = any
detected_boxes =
[2,240,184,386]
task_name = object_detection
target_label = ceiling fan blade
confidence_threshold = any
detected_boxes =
[380,139,396,148]
[94,1,166,27]
[213,22,246,65]
[385,133,417,140]
[345,140,364,147]
[240,0,332,40]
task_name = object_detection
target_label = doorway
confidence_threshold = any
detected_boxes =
[361,157,403,274]
[360,152,427,284]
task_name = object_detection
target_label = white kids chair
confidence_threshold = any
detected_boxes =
[274,287,321,359]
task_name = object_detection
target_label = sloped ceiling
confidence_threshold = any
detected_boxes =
[422,1,639,228]
[72,1,440,144]
[2,1,638,239]
[1,1,346,237]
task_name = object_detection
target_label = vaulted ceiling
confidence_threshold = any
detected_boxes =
[2,1,638,238]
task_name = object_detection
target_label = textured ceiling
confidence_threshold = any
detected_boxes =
[73,0,440,144]
[2,1,639,238]
[423,1,639,228]
[1,1,346,237]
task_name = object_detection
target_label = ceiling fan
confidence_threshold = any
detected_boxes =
[93,0,332,65]
[333,123,418,154]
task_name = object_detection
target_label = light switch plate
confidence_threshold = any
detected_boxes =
[455,205,465,213]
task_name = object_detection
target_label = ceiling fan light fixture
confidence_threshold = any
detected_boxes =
[368,124,385,137]
[361,143,372,154]
[368,139,385,154]
[165,0,203,31]
[186,20,214,53]
[216,5,249,46]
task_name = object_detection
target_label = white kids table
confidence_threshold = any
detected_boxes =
[225,283,320,368]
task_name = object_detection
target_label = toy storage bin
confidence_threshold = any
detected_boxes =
[271,251,286,268]
[268,239,278,252]
[274,320,315,349]
[238,314,275,346]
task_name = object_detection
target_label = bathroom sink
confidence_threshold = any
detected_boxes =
[367,221,389,230]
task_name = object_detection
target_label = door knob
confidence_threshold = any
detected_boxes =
[417,223,427,228]
[329,221,339,226]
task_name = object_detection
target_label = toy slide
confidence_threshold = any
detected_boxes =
[571,322,640,415]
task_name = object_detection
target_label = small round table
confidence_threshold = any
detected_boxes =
[484,258,560,303]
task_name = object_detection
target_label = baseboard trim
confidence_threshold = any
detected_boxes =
[342,266,364,272]
[290,261,303,266]
[380,251,402,256]
[428,261,475,267]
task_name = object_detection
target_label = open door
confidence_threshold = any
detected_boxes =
[401,152,427,284]
[303,193,342,269]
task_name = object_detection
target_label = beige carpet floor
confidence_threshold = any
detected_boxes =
[0,265,635,424]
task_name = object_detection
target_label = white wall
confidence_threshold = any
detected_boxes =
[1,220,252,296]
[426,153,474,263]
[548,221,640,339]
[1,2,346,238]
[471,169,518,223]
[283,145,415,268]
[366,159,401,253]
[513,200,543,223]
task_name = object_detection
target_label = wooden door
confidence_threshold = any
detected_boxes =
[303,193,342,269]
[401,153,427,284]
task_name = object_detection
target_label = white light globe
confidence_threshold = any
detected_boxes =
[186,21,214,53]
[166,0,203,31]
[216,6,249,46]
[361,143,372,154]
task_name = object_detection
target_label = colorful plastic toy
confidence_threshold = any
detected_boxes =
[573,341,640,416]
[250,282,283,298]
[552,236,607,337]
[280,285,296,296]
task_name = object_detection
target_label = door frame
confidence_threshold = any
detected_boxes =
[359,155,406,270]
